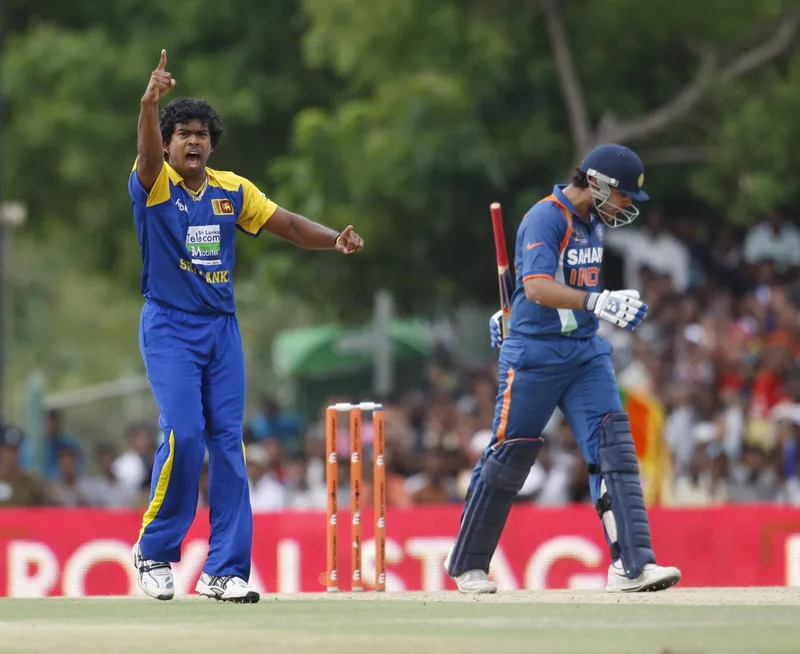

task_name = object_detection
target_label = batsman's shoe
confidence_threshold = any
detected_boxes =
[132,543,174,601]
[444,548,498,594]
[606,561,681,593]
[196,573,260,603]
[451,569,499,594]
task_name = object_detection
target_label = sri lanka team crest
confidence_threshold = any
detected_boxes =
[211,198,234,216]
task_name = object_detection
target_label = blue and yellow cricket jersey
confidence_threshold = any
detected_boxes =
[128,160,277,315]
[508,185,605,339]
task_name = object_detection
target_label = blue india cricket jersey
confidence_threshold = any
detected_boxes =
[129,160,277,315]
[508,185,605,339]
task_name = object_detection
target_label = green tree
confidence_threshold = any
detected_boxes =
[271,0,800,315]
[2,0,338,284]
[692,55,800,221]
[4,0,800,349]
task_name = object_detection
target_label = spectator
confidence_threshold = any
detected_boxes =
[406,447,460,504]
[717,386,746,463]
[401,390,429,454]
[112,423,158,503]
[249,395,303,453]
[746,335,792,449]
[604,207,692,293]
[456,428,492,499]
[0,426,48,506]
[617,333,660,395]
[284,456,327,511]
[667,431,729,506]
[18,409,84,478]
[80,443,138,508]
[422,356,460,398]
[248,442,288,512]
[47,446,91,507]
[743,209,800,276]
[524,440,574,505]
[728,443,780,503]
[456,368,497,436]
[566,456,592,503]
[421,393,462,452]
[704,224,746,295]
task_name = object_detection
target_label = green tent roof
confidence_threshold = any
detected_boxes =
[272,318,432,378]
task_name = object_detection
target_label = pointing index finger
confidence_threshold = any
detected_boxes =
[157,49,167,71]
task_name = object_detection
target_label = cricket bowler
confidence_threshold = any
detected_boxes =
[444,144,681,594]
[129,50,363,603]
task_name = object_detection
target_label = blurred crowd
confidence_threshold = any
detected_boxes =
[602,207,800,505]
[0,208,798,510]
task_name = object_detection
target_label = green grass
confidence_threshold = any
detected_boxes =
[1,593,798,654]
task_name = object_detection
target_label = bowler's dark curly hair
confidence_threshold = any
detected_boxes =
[159,97,224,156]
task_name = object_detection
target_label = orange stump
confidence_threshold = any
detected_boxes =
[325,402,387,593]
[325,407,338,592]
[350,408,363,591]
[373,408,386,592]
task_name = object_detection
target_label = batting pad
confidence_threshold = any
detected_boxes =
[447,438,542,577]
[596,413,656,579]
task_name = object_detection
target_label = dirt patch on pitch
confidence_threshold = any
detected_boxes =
[265,587,800,606]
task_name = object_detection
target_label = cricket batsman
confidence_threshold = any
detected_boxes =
[444,144,681,594]
[129,50,363,603]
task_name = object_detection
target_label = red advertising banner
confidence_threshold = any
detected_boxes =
[1,505,800,597]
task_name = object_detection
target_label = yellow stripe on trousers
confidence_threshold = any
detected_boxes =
[138,430,176,541]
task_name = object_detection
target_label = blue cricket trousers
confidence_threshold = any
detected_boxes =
[136,299,252,579]
[469,332,623,505]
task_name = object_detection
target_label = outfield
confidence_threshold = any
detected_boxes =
[1,588,799,654]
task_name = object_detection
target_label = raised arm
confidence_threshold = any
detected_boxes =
[235,176,364,253]
[264,208,363,253]
[137,50,176,192]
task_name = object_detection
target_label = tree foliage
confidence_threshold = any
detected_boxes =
[2,0,800,396]
[272,0,800,311]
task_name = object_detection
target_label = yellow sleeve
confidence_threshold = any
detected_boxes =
[147,164,173,207]
[131,157,179,207]
[237,178,278,235]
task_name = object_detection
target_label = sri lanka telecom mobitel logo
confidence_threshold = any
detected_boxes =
[186,225,222,265]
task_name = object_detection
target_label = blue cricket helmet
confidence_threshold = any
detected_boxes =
[579,143,648,227]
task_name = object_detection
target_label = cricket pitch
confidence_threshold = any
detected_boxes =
[1,587,799,654]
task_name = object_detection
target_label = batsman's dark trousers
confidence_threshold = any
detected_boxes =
[136,299,252,579]
[468,332,623,506]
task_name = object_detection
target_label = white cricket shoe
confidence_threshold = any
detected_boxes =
[443,547,498,594]
[196,573,260,603]
[606,560,681,593]
[132,543,175,601]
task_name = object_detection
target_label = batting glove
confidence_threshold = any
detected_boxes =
[489,310,505,348]
[584,290,648,330]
